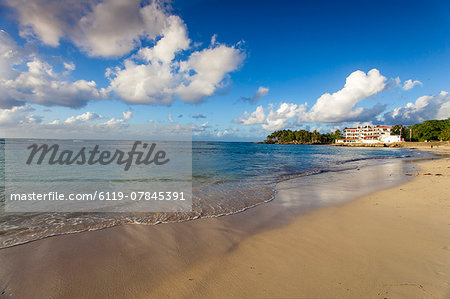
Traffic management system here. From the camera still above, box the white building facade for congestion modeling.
[336,125,403,144]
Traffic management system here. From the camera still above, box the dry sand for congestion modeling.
[0,149,449,298]
[182,157,450,298]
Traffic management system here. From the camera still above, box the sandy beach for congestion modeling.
[0,147,449,298]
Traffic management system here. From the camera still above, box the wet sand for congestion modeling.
[0,150,449,298]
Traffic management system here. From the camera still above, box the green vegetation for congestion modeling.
[392,118,450,141]
[439,126,450,141]
[264,118,450,144]
[264,129,341,144]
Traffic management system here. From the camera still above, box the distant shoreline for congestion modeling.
[256,140,450,149]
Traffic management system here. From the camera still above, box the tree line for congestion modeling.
[391,118,450,142]
[264,129,342,144]
[264,118,450,144]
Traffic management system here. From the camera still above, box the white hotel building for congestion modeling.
[336,125,403,144]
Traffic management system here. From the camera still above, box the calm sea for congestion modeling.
[0,140,426,248]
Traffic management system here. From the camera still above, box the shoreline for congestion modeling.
[0,148,449,297]
[0,144,420,250]
[332,141,450,149]
[257,140,450,149]
[0,149,420,250]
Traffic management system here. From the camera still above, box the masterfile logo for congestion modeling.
[26,141,170,171]
[4,124,193,213]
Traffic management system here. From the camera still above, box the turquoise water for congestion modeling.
[0,140,427,248]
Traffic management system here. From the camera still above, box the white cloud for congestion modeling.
[107,41,244,105]
[63,62,75,71]
[4,0,69,47]
[4,0,169,58]
[101,6,245,105]
[137,15,190,64]
[257,86,269,96]
[175,45,245,102]
[0,105,41,125]
[262,103,306,131]
[5,58,102,107]
[77,0,169,57]
[239,105,266,125]
[104,15,192,105]
[4,0,243,71]
[106,58,176,105]
[383,91,450,125]
[239,69,387,131]
[168,113,173,122]
[437,101,450,120]
[241,86,269,104]
[122,110,132,120]
[0,30,27,79]
[64,111,103,124]
[0,30,32,108]
[3,1,245,107]
[238,103,306,131]
[402,79,422,90]
[306,69,387,122]
[103,117,124,126]
[0,31,103,108]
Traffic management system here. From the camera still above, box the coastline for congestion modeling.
[259,140,450,149]
[332,141,450,149]
[0,148,449,298]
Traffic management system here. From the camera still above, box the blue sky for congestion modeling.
[0,0,449,141]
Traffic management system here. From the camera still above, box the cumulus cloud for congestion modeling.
[238,103,306,131]
[402,79,423,91]
[306,69,387,122]
[4,0,169,58]
[238,105,266,125]
[137,15,190,64]
[241,86,269,104]
[64,111,103,124]
[107,39,244,105]
[103,117,124,126]
[262,103,306,131]
[383,91,450,125]
[0,30,28,79]
[0,105,41,125]
[3,1,245,107]
[175,45,245,102]
[102,9,245,105]
[239,69,388,131]
[437,101,450,120]
[0,30,102,108]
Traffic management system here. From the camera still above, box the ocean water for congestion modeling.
[0,140,427,248]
